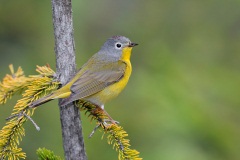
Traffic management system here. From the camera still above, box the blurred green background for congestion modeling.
[1,0,240,160]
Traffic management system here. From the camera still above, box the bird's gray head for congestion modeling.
[98,35,138,60]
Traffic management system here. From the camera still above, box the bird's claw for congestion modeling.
[88,119,119,138]
[101,119,119,126]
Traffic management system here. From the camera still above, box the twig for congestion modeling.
[6,111,40,131]
[88,124,101,138]
[5,112,22,121]
[23,112,40,131]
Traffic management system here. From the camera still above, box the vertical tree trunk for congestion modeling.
[51,0,87,159]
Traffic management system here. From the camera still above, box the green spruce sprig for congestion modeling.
[0,65,59,160]
[36,148,62,160]
[79,101,142,160]
[0,65,142,160]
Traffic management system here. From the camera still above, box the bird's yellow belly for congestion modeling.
[85,60,132,106]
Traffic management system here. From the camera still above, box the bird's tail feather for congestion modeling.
[29,93,54,108]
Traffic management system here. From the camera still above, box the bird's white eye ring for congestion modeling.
[115,42,122,49]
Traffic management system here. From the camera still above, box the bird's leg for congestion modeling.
[88,107,119,138]
[94,105,119,125]
[101,109,119,125]
[82,101,119,137]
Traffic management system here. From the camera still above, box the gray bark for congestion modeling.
[51,0,87,159]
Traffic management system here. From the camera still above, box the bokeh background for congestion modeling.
[1,0,240,160]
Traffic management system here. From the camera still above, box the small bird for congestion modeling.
[29,36,138,119]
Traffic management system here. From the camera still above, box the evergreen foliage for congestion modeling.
[0,65,141,160]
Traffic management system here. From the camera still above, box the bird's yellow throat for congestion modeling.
[121,47,133,62]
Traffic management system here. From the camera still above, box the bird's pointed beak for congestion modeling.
[128,42,138,47]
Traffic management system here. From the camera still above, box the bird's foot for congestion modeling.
[88,119,119,138]
[101,119,119,125]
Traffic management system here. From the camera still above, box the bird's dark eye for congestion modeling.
[116,43,122,48]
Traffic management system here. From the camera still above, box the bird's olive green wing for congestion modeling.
[60,61,126,105]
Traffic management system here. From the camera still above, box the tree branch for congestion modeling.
[51,0,87,159]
